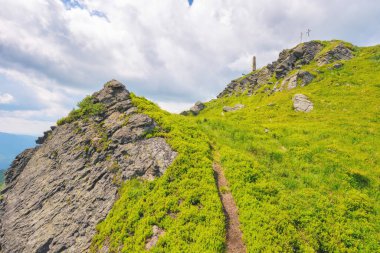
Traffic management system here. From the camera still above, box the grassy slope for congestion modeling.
[91,95,225,252]
[196,42,380,252]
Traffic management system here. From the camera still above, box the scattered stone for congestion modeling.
[293,94,314,112]
[223,104,245,112]
[333,63,343,69]
[145,225,165,250]
[264,128,270,133]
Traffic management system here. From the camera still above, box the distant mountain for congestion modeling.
[0,132,36,183]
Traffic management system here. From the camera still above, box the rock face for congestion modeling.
[217,41,355,98]
[223,104,245,112]
[317,43,353,66]
[276,70,315,91]
[0,80,177,253]
[293,94,314,112]
[217,41,324,98]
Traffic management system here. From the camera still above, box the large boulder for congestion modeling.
[293,94,313,112]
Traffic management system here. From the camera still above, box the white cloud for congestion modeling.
[0,117,52,136]
[0,93,14,104]
[0,0,380,133]
[156,101,194,114]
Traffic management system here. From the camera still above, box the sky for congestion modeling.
[0,0,380,136]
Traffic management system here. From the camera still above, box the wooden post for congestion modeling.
[252,56,256,71]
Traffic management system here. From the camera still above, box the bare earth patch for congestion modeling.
[213,162,247,253]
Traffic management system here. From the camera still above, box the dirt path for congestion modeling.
[213,162,247,253]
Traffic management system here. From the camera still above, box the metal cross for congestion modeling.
[306,29,311,37]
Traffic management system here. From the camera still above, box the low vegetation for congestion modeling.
[196,42,380,252]
[90,94,225,252]
[57,96,105,125]
[81,41,379,252]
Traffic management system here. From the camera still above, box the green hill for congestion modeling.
[89,40,379,252]
[196,41,380,252]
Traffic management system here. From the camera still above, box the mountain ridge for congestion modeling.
[0,40,379,252]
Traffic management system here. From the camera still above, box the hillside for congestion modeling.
[196,40,380,252]
[0,40,379,252]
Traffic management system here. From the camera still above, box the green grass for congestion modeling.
[57,95,105,125]
[88,41,379,252]
[90,94,225,252]
[196,43,380,252]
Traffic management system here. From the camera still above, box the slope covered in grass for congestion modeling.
[91,94,225,252]
[196,42,380,252]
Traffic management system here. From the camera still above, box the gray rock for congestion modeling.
[278,70,315,91]
[181,101,205,116]
[217,41,323,98]
[223,104,245,112]
[293,94,314,112]
[317,43,353,66]
[0,80,177,253]
[190,101,205,115]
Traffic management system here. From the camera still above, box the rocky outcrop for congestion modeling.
[0,80,177,253]
[190,101,205,115]
[181,101,205,116]
[275,70,315,91]
[272,41,323,79]
[223,104,245,112]
[317,43,353,66]
[217,41,324,98]
[293,94,313,112]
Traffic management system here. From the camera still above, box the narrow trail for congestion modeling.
[213,162,247,253]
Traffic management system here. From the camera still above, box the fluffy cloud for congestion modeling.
[0,0,380,135]
[0,93,14,104]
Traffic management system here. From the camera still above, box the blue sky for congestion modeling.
[1,0,380,136]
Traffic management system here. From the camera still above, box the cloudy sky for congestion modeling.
[0,0,380,136]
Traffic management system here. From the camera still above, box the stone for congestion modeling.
[0,80,177,253]
[181,101,205,116]
[278,71,315,91]
[333,63,343,69]
[293,94,314,112]
[189,101,205,115]
[223,104,245,112]
[145,225,165,250]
